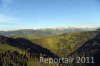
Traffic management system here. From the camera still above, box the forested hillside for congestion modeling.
[66,29,100,66]
[0,36,58,66]
[0,29,99,66]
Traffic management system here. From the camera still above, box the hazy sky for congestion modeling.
[0,0,100,30]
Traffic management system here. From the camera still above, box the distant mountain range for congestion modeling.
[0,27,97,37]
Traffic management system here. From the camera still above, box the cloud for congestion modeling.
[0,14,17,23]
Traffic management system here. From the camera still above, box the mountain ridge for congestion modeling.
[0,27,97,37]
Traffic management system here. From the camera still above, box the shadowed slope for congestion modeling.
[69,32,100,66]
[0,35,58,58]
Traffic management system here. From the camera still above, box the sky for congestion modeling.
[0,0,100,30]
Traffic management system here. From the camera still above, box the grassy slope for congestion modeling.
[0,44,24,53]
[29,31,97,57]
